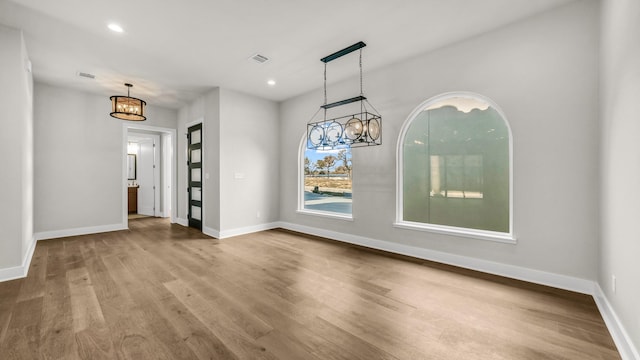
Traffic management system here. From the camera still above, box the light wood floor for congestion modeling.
[0,218,620,359]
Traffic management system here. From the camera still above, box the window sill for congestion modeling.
[393,221,516,244]
[297,209,354,221]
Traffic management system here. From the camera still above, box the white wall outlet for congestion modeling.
[256,211,261,218]
[612,275,616,293]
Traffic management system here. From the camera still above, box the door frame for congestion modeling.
[122,123,177,227]
[185,119,204,229]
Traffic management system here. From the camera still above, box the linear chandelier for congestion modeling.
[110,83,146,121]
[307,41,382,150]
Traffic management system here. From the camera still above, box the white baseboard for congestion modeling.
[277,221,595,294]
[593,285,640,360]
[0,235,37,282]
[219,222,280,239]
[183,221,279,240]
[203,225,220,239]
[174,219,220,238]
[0,263,27,282]
[35,223,127,241]
[137,207,154,217]
[22,235,37,277]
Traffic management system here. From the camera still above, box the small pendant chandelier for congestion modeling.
[110,83,146,121]
[307,41,382,150]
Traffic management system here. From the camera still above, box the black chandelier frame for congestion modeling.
[307,41,382,150]
[110,83,147,121]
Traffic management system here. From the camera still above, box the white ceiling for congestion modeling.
[0,0,573,109]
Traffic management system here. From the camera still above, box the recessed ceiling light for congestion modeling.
[267,79,276,86]
[108,23,124,33]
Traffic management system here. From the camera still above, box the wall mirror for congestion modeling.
[127,154,137,180]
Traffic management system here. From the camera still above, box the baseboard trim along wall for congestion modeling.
[202,225,220,239]
[218,222,280,239]
[593,285,640,360]
[0,236,37,282]
[0,264,27,283]
[34,223,128,241]
[277,222,594,294]
[197,222,280,240]
[175,217,188,227]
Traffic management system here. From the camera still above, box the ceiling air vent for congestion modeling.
[249,53,269,64]
[77,71,95,79]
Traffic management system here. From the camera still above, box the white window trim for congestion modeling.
[298,133,354,220]
[393,221,515,243]
[296,209,354,221]
[395,91,515,243]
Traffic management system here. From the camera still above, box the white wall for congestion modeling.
[34,83,177,234]
[177,88,280,236]
[0,24,33,274]
[280,1,600,279]
[219,88,280,233]
[177,88,220,231]
[600,0,640,356]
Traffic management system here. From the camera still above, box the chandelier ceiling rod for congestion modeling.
[320,41,366,63]
[321,96,367,109]
[320,41,367,110]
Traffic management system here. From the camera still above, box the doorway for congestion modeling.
[123,124,176,227]
[128,134,160,217]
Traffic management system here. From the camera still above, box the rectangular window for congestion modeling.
[302,147,352,216]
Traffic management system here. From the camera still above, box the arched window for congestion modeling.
[298,135,353,219]
[396,92,513,242]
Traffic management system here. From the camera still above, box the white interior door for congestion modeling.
[137,135,160,216]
